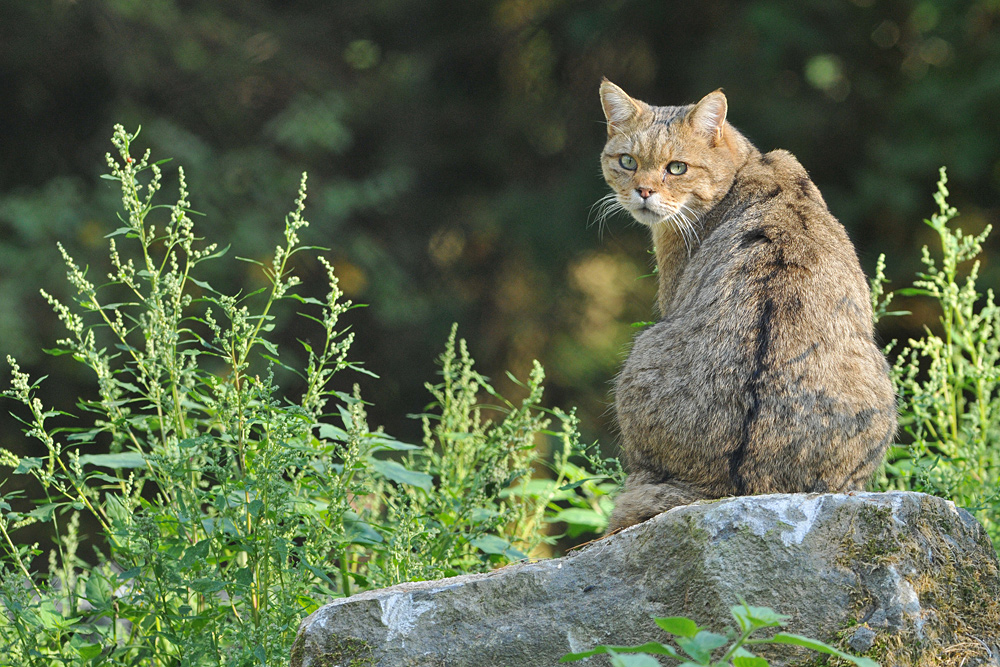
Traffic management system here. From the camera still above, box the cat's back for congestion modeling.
[672,148,874,341]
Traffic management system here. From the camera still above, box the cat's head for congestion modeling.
[598,80,745,236]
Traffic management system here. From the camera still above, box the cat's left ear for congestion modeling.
[687,90,728,145]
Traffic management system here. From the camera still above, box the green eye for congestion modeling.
[619,154,637,170]
[667,161,687,175]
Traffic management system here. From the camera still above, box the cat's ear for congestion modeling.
[600,79,643,136]
[687,90,728,145]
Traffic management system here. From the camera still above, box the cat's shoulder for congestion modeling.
[741,149,827,209]
[721,147,859,275]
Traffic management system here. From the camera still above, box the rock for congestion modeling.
[847,625,876,653]
[291,492,1000,667]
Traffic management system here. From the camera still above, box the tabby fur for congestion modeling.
[598,80,897,532]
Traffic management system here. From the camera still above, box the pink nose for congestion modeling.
[637,188,654,199]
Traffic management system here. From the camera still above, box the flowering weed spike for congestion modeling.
[875,166,1000,550]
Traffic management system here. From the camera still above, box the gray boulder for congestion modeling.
[291,492,1000,666]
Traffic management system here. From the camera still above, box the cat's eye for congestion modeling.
[619,154,638,170]
[667,161,687,175]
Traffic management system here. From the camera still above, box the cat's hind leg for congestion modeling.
[606,472,707,533]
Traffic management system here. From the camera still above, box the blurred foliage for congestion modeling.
[2,0,999,459]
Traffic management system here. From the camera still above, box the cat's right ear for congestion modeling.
[600,79,642,136]
[687,90,728,145]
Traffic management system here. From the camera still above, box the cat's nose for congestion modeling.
[637,187,654,200]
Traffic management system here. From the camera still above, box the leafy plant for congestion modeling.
[357,325,618,585]
[561,603,878,667]
[0,127,613,665]
[871,167,1000,549]
[0,124,380,665]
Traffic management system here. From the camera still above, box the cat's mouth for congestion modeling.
[628,204,669,226]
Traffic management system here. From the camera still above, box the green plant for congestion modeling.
[0,125,380,665]
[0,127,612,665]
[871,167,1000,549]
[561,603,878,667]
[357,325,618,585]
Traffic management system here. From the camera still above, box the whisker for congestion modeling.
[589,192,629,240]
[588,194,614,219]
[679,203,703,240]
[668,204,705,257]
[664,211,692,256]
[663,204,700,257]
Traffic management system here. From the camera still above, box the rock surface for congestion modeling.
[291,492,1000,666]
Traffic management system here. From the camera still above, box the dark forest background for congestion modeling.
[2,0,999,457]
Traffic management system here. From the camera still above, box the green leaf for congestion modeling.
[768,633,880,667]
[558,477,606,491]
[258,338,280,356]
[178,434,214,449]
[346,362,379,378]
[85,571,113,607]
[469,507,500,522]
[188,277,218,292]
[318,423,349,441]
[79,452,147,469]
[468,534,527,560]
[70,634,103,660]
[65,428,106,444]
[290,294,326,306]
[733,657,769,667]
[302,557,339,587]
[730,603,788,632]
[103,226,135,238]
[370,458,433,490]
[26,503,58,522]
[41,347,75,356]
[547,507,607,528]
[894,287,931,296]
[654,616,701,638]
[675,630,729,663]
[236,255,265,267]
[561,642,682,662]
[248,498,264,517]
[337,404,355,429]
[202,243,231,261]
[13,457,42,474]
[235,567,253,587]
[181,539,211,567]
[367,435,421,451]
[190,578,227,594]
[607,650,662,667]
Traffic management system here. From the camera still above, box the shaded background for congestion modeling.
[2,0,999,456]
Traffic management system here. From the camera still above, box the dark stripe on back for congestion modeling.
[740,228,772,248]
[731,297,775,493]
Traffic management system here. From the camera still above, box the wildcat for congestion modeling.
[598,80,897,532]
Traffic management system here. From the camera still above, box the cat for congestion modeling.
[598,79,897,533]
